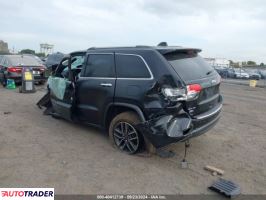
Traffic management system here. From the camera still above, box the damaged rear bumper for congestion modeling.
[136,103,222,148]
[181,104,222,141]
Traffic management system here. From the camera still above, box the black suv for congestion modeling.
[38,45,223,154]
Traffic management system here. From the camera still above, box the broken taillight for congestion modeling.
[162,88,187,101]
[7,67,22,73]
[162,84,202,101]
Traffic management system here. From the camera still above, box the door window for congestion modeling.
[61,55,85,78]
[54,58,69,78]
[115,54,151,78]
[71,55,85,69]
[84,54,115,78]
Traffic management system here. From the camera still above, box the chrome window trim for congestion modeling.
[78,76,116,80]
[80,53,154,80]
[115,53,154,80]
[85,53,114,55]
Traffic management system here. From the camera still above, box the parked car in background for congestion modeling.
[256,69,266,79]
[226,68,249,79]
[44,52,65,69]
[0,55,3,65]
[214,67,229,78]
[234,68,250,79]
[24,54,45,65]
[226,68,236,78]
[0,54,47,86]
[245,68,261,80]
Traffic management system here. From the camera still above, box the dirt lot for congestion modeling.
[0,83,265,194]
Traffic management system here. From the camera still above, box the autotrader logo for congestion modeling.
[0,188,54,200]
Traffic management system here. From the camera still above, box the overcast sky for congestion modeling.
[0,0,265,63]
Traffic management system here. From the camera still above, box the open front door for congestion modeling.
[49,77,74,120]
[49,56,74,121]
[49,53,85,121]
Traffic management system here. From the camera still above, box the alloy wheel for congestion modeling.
[113,122,139,154]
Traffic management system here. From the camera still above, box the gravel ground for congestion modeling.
[0,83,265,194]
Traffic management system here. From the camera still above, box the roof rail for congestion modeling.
[135,45,151,48]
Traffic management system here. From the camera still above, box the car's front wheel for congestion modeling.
[109,112,143,154]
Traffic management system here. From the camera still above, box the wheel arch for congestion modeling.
[104,103,146,129]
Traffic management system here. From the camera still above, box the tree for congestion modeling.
[35,52,45,57]
[247,61,256,66]
[260,63,264,66]
[233,62,240,68]
[19,49,35,54]
[0,51,11,55]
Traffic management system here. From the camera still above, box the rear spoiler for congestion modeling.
[157,48,202,55]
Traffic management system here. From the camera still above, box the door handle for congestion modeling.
[100,83,112,87]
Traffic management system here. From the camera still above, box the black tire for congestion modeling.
[109,112,144,154]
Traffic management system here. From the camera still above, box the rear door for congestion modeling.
[114,53,154,111]
[76,53,116,125]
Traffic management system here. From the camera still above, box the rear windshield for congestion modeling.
[8,55,41,66]
[164,52,214,81]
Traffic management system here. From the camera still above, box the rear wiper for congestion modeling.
[206,70,214,75]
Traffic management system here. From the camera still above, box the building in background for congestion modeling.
[204,57,230,68]
[0,40,9,53]
[40,43,54,56]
